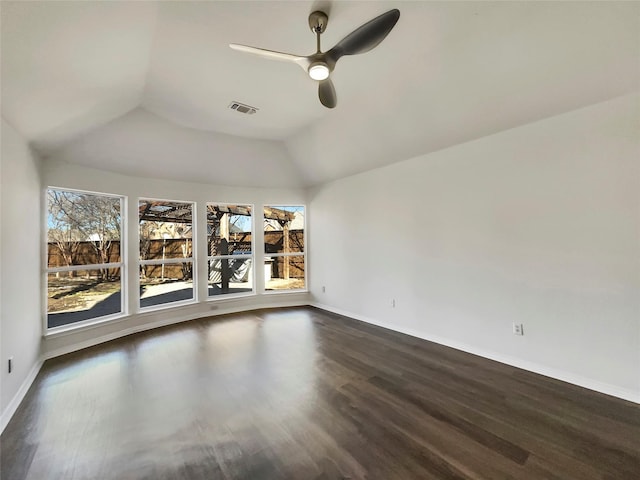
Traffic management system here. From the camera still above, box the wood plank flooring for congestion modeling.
[2,307,639,479]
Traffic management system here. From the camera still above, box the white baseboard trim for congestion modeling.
[311,302,640,404]
[3,300,308,433]
[4,301,635,435]
[44,299,308,360]
[1,359,44,434]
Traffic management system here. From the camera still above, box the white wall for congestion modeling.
[41,161,309,358]
[309,93,640,402]
[2,90,638,429]
[45,108,303,188]
[1,118,43,424]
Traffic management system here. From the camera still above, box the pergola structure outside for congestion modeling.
[138,201,298,291]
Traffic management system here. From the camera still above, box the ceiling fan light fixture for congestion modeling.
[308,62,330,81]
[230,9,400,108]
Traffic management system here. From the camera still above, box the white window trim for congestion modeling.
[263,204,308,294]
[207,254,252,261]
[44,187,127,332]
[45,311,128,337]
[206,202,256,299]
[137,197,197,312]
[138,296,197,313]
[47,261,123,273]
[139,257,194,266]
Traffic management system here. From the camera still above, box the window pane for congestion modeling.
[139,200,195,308]
[207,204,254,298]
[47,268,122,328]
[264,206,304,254]
[139,200,193,260]
[208,258,253,296]
[265,255,305,291]
[207,204,252,256]
[140,262,194,308]
[47,189,121,267]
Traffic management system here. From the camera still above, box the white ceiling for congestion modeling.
[2,1,638,187]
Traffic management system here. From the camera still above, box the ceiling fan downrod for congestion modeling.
[307,11,331,80]
[309,11,328,53]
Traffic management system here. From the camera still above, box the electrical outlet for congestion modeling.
[8,357,13,374]
[513,323,524,336]
[322,286,325,293]
[391,299,396,308]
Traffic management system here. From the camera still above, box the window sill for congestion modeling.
[263,289,309,295]
[44,312,129,338]
[207,291,257,302]
[138,298,198,315]
[43,292,309,340]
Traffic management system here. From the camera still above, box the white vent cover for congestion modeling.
[229,101,258,115]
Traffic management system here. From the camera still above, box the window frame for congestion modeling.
[263,204,307,294]
[44,187,127,334]
[138,197,197,312]
[206,202,256,300]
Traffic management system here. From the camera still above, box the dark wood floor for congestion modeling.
[2,307,639,479]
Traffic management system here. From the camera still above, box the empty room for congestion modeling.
[1,1,639,479]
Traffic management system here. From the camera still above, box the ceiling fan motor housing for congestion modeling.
[309,11,328,33]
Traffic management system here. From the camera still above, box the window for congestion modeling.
[207,204,254,297]
[46,188,124,329]
[139,199,195,308]
[264,206,305,291]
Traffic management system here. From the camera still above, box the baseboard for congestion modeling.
[44,299,308,360]
[311,302,640,404]
[3,300,308,433]
[1,359,44,434]
[6,301,635,436]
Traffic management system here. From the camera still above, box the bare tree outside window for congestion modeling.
[48,190,82,277]
[47,189,121,279]
[46,188,124,329]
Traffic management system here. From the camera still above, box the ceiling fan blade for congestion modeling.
[318,78,337,108]
[327,9,400,62]
[229,44,309,69]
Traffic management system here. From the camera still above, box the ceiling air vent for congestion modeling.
[229,101,258,115]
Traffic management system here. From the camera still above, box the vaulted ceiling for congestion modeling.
[2,1,638,187]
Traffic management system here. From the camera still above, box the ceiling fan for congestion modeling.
[229,9,400,109]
